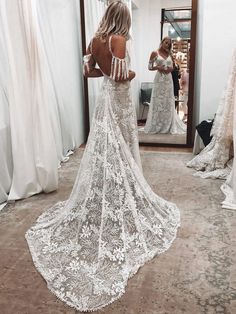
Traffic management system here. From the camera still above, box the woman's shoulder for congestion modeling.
[110,34,127,44]
[150,50,158,59]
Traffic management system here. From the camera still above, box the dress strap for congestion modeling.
[108,35,113,55]
[109,35,129,80]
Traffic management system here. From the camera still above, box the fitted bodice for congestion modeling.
[155,54,173,69]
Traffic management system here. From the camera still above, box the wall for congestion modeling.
[196,0,236,122]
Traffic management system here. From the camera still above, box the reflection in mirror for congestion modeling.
[132,1,193,145]
[83,0,195,146]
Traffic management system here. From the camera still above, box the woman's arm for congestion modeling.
[83,42,103,78]
[148,51,158,71]
[148,51,168,73]
[84,68,103,77]
[111,35,135,82]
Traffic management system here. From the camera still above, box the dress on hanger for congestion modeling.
[25,36,180,312]
[144,54,186,134]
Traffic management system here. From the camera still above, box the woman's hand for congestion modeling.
[128,70,136,81]
[157,65,166,73]
[159,66,173,74]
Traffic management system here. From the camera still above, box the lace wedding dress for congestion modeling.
[25,36,180,312]
[187,49,236,209]
[144,54,186,134]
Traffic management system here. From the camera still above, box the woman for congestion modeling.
[180,68,189,121]
[25,2,180,311]
[171,56,181,100]
[144,37,186,134]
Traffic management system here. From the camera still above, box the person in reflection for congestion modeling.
[144,37,186,134]
[25,2,180,312]
[171,56,181,102]
[180,68,189,122]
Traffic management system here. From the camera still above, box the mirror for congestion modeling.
[133,1,195,146]
[81,0,197,147]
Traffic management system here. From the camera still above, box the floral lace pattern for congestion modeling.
[144,55,186,134]
[25,47,180,312]
[187,50,236,180]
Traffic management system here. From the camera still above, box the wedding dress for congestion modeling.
[25,36,180,312]
[187,49,236,209]
[144,54,186,134]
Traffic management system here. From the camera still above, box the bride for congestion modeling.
[144,37,186,134]
[25,1,180,311]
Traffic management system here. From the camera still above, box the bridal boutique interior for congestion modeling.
[0,0,236,313]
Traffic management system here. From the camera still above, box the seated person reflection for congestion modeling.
[144,37,186,134]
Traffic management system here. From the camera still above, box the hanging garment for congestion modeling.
[196,119,213,146]
[144,54,186,134]
[187,49,236,209]
[25,36,180,312]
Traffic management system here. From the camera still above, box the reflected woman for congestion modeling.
[144,37,186,134]
[25,3,180,312]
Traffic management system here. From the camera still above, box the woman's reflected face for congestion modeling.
[162,39,171,50]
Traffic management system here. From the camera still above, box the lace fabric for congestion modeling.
[25,40,180,312]
[187,49,236,209]
[83,54,92,75]
[109,35,130,81]
[144,55,186,134]
[187,50,236,179]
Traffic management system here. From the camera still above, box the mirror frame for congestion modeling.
[80,0,198,148]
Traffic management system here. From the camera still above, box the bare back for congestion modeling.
[85,35,128,80]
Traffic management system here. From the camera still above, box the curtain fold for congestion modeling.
[0,0,85,204]
[84,0,106,122]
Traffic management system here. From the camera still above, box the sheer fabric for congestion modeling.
[84,0,106,122]
[0,0,85,204]
[144,54,186,134]
[26,39,180,311]
[187,49,236,209]
[0,11,12,203]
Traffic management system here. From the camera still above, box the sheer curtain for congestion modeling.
[84,0,106,122]
[0,16,12,203]
[0,0,85,204]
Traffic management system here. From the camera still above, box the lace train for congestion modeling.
[26,77,180,311]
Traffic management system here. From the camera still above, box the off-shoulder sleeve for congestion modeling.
[83,39,95,75]
[110,55,129,80]
[109,36,129,81]
[83,54,92,75]
[148,56,157,70]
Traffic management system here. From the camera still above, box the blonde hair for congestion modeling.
[95,1,131,41]
[160,37,172,53]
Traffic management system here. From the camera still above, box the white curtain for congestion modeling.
[0,17,12,203]
[84,0,106,122]
[0,0,85,204]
